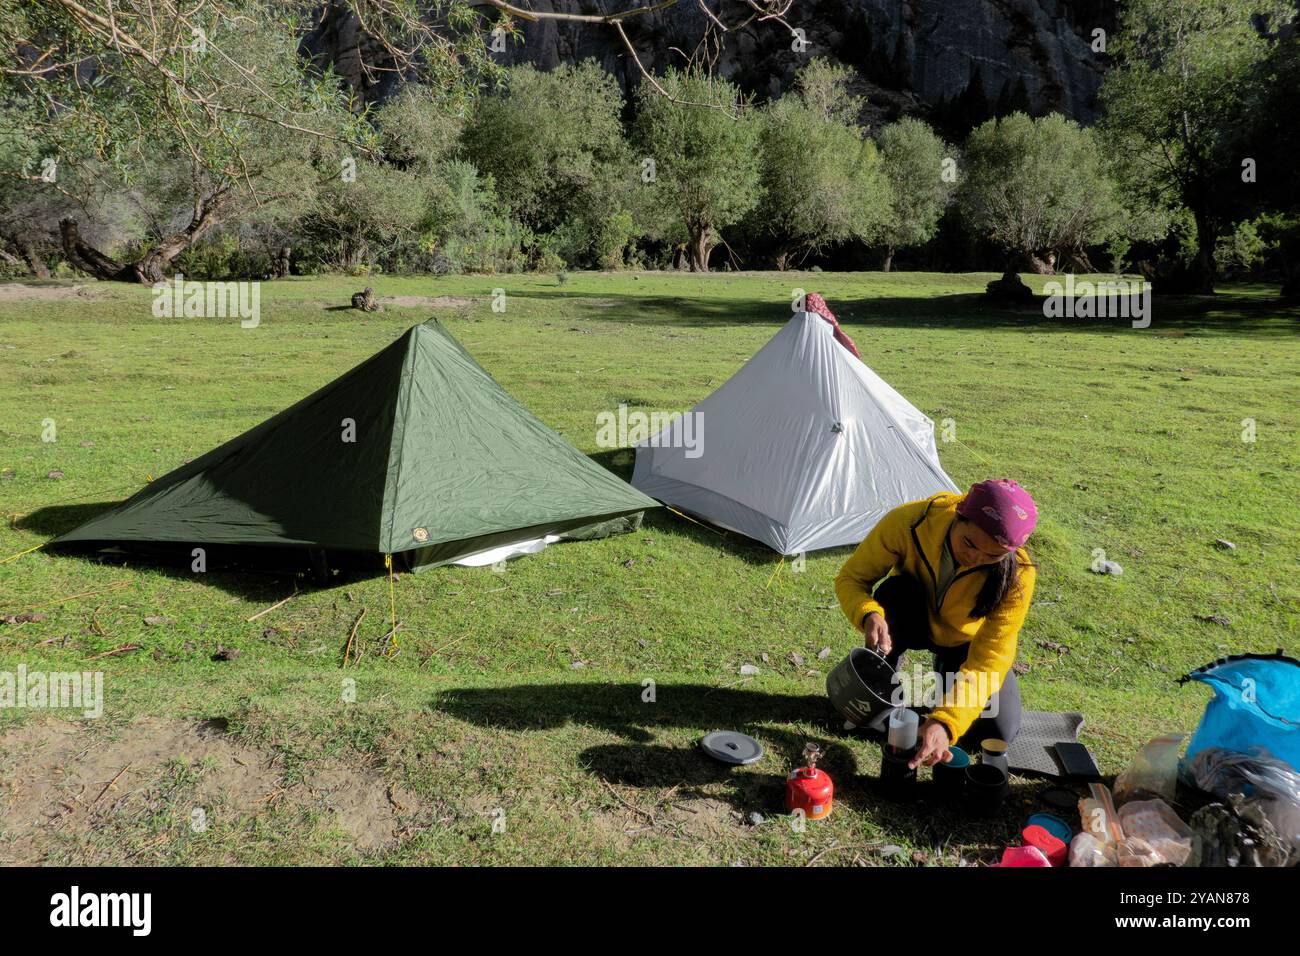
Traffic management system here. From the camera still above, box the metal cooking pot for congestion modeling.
[826,647,901,731]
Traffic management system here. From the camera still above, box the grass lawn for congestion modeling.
[0,270,1296,865]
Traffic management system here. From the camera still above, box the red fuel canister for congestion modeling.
[786,743,833,820]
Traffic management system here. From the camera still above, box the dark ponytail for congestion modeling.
[972,551,1026,619]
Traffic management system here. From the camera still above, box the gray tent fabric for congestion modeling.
[632,311,958,554]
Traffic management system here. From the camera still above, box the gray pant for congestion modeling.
[873,572,1023,750]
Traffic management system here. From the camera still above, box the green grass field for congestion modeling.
[0,271,1296,865]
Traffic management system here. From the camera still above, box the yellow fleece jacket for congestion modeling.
[833,492,1036,743]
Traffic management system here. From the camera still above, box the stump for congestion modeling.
[351,287,379,312]
[985,270,1035,303]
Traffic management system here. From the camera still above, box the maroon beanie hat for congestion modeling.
[955,479,1038,550]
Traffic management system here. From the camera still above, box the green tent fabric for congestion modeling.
[50,320,656,571]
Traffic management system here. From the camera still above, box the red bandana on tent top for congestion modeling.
[804,293,861,358]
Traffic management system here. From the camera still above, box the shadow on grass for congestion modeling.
[436,680,1066,850]
[515,288,1300,338]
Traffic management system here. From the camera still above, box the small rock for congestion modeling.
[787,651,805,667]
[1214,539,1236,550]
[46,470,64,479]
[211,646,241,661]
[747,812,765,826]
[569,660,586,670]
[816,646,832,660]
[877,844,907,859]
[759,652,770,664]
[739,663,760,676]
[1012,662,1031,676]
[1090,561,1123,576]
[1195,613,1231,627]
[142,615,170,626]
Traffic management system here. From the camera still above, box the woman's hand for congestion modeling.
[862,611,892,657]
[908,718,953,769]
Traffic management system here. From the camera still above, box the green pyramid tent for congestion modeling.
[50,320,656,572]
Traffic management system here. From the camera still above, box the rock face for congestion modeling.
[306,0,1112,126]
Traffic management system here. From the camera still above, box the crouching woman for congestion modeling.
[834,479,1038,770]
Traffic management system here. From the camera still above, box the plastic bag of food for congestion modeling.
[1114,733,1185,805]
[1068,831,1117,867]
[1116,835,1164,867]
[1118,798,1193,865]
[1078,782,1125,844]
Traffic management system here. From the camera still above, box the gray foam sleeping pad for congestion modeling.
[1007,711,1085,777]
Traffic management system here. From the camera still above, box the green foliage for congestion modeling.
[756,60,892,264]
[1215,217,1270,274]
[634,69,762,269]
[460,62,635,268]
[877,116,956,255]
[1098,0,1293,285]
[376,85,467,175]
[431,160,524,274]
[959,112,1120,262]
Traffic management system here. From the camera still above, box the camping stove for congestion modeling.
[785,742,834,820]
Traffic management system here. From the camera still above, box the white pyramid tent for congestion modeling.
[632,311,958,554]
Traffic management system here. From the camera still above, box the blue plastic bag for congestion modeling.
[1181,653,1300,772]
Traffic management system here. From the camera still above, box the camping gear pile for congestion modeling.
[1062,652,1300,867]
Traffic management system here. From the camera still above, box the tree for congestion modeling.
[755,60,892,269]
[460,62,636,268]
[876,117,955,271]
[634,69,761,272]
[0,2,415,282]
[1098,0,1292,292]
[958,112,1119,273]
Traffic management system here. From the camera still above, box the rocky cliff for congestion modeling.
[305,0,1115,130]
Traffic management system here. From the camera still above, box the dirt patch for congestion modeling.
[0,283,105,302]
[0,717,421,863]
[380,295,475,309]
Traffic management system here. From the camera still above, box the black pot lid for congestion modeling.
[700,731,765,765]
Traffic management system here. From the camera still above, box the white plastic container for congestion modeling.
[887,708,919,752]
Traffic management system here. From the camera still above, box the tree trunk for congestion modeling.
[60,218,129,280]
[58,192,229,285]
[19,240,51,279]
[3,238,51,278]
[882,246,894,273]
[689,227,711,273]
[1189,208,1218,294]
